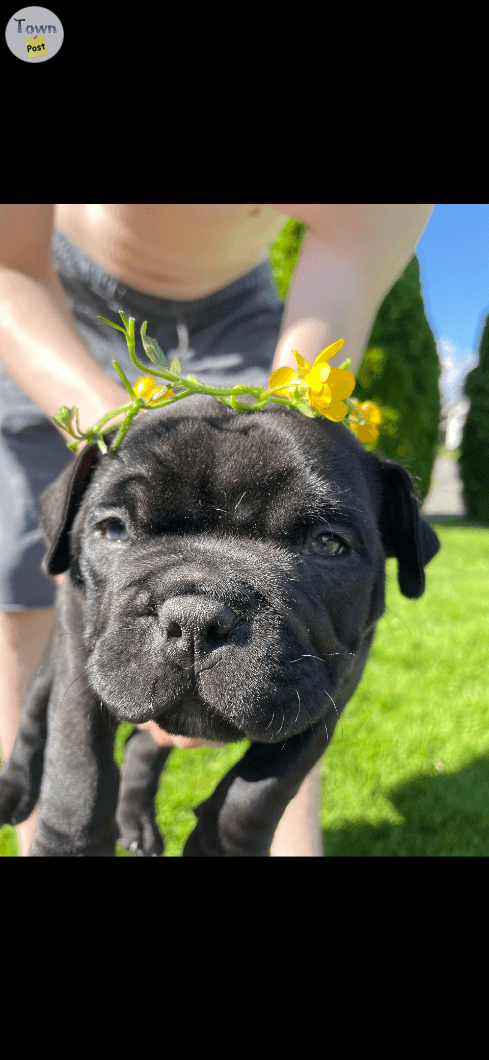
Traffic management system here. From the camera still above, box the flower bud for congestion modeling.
[133,377,157,400]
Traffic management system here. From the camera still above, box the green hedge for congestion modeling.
[269,223,441,504]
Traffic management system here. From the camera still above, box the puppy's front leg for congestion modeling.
[183,715,337,857]
[117,730,172,857]
[29,631,120,857]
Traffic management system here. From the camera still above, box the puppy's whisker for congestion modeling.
[295,691,301,725]
[72,683,96,704]
[54,661,91,678]
[289,655,325,664]
[322,689,338,714]
[288,652,355,665]
[59,671,90,710]
[264,711,275,732]
[322,691,344,736]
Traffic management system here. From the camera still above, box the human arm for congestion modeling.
[0,204,129,440]
[268,204,435,376]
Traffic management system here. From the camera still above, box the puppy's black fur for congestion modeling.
[0,396,440,856]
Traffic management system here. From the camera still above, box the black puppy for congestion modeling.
[0,396,440,856]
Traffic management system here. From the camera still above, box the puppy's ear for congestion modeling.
[373,457,441,599]
[37,444,100,576]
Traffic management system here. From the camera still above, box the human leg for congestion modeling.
[269,763,324,857]
[0,417,74,856]
[0,606,58,856]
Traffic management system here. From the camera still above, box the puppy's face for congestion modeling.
[40,397,440,745]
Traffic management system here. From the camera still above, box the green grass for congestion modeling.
[2,519,488,857]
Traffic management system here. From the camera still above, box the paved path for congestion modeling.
[421,457,466,517]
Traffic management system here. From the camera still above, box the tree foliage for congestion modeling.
[459,316,489,522]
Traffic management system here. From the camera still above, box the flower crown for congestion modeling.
[52,312,382,455]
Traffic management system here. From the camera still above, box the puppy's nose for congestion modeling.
[158,595,239,653]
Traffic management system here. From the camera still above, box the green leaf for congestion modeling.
[141,321,169,368]
[170,357,182,376]
[98,315,127,334]
[119,311,130,330]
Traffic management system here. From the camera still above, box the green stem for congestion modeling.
[88,401,135,435]
[145,390,194,410]
[108,407,141,454]
[112,359,138,401]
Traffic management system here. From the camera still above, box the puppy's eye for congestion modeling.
[103,519,129,542]
[311,532,348,556]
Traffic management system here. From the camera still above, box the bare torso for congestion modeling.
[54,204,291,299]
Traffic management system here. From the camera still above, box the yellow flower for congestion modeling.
[268,340,355,422]
[348,399,382,442]
[133,376,174,405]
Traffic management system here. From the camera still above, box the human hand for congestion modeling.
[136,720,226,749]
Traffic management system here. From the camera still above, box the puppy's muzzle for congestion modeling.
[158,595,241,672]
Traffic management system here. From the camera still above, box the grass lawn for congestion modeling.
[1,517,488,857]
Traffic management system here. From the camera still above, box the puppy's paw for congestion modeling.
[0,766,38,826]
[117,809,164,857]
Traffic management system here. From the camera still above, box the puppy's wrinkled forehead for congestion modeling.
[83,403,371,540]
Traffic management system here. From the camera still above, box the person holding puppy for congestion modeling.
[0,204,435,856]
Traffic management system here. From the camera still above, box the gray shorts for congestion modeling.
[0,228,285,611]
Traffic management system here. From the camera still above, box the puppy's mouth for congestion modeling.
[151,643,245,741]
[154,691,245,744]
